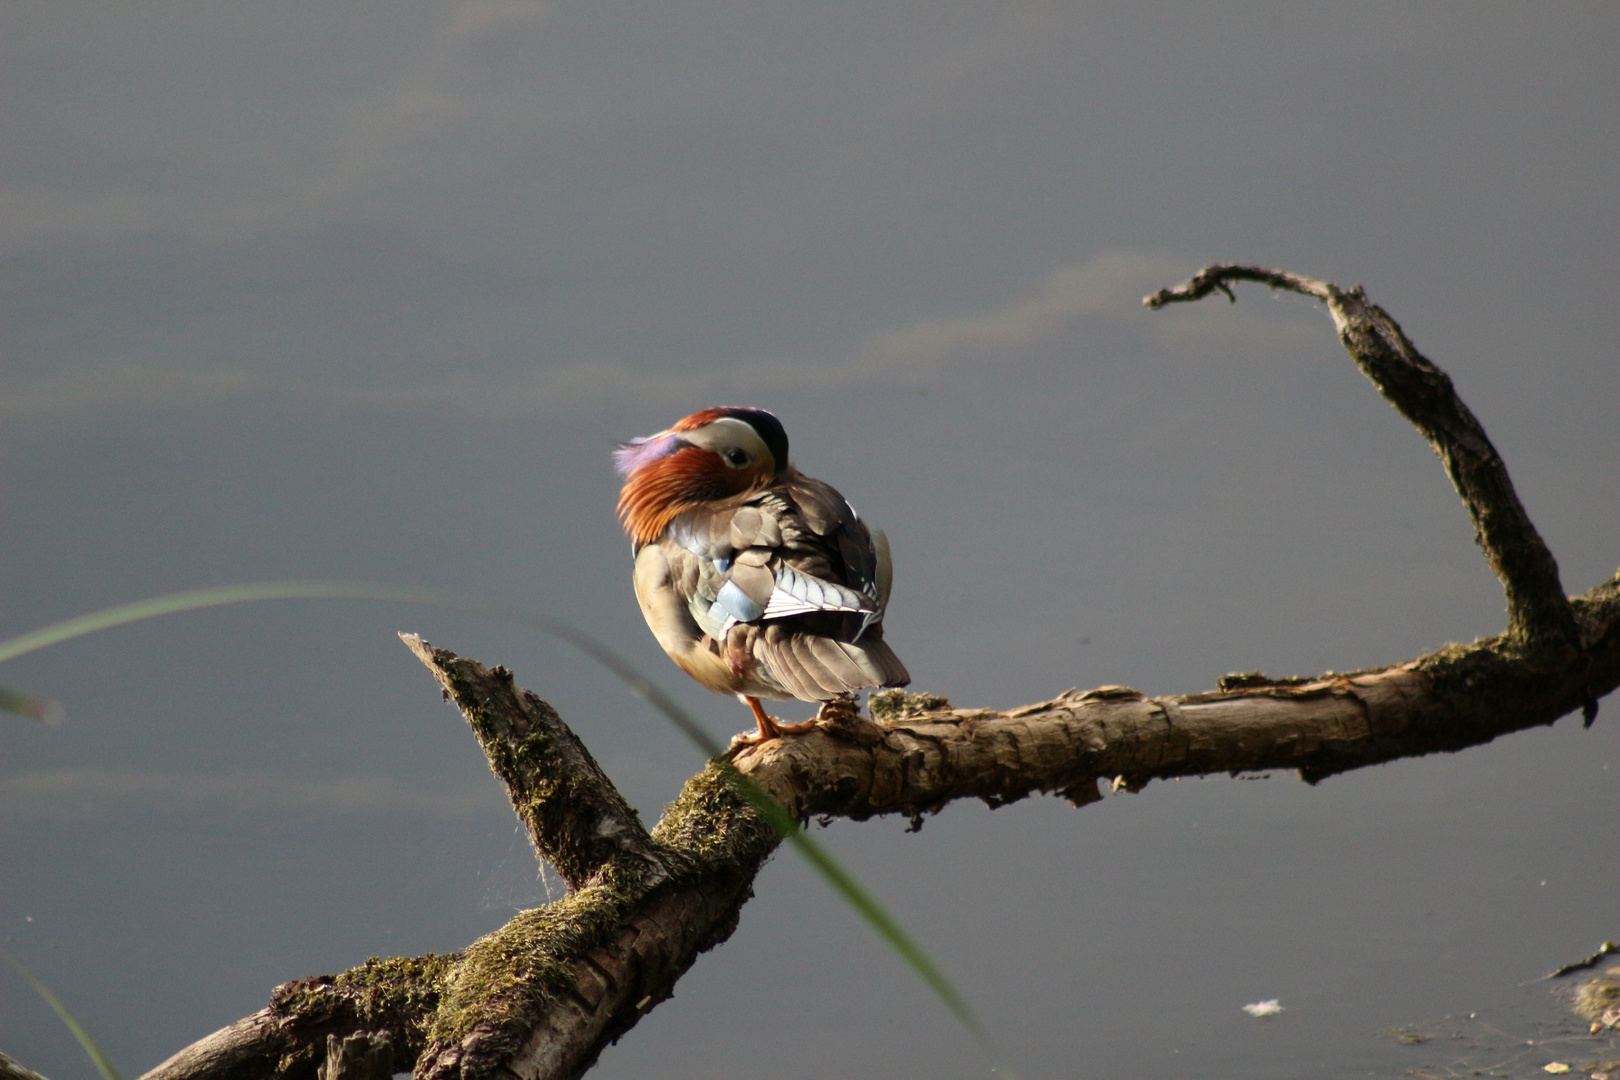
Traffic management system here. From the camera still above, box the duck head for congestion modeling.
[614,406,790,546]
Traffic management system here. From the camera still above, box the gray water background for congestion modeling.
[3,5,1617,1077]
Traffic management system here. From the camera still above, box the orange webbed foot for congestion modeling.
[731,695,787,747]
[731,695,828,747]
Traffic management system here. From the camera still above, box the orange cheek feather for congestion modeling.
[617,447,762,546]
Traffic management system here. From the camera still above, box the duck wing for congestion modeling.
[646,470,908,700]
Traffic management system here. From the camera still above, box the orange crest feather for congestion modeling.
[670,407,734,432]
[618,446,739,546]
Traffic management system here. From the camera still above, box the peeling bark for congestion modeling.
[139,266,1620,1080]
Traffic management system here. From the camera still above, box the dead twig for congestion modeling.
[1147,264,1581,668]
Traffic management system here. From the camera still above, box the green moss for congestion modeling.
[652,762,778,865]
[266,952,459,1076]
[343,954,455,1019]
[423,762,780,1064]
[354,657,800,1071]
[1215,671,1318,690]
[1413,634,1531,703]
[441,660,648,888]
[270,952,457,1026]
[869,689,951,723]
[1573,975,1620,1023]
[428,890,628,1052]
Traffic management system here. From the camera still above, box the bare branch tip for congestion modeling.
[399,633,455,670]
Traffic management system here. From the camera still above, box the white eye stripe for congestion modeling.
[683,417,773,469]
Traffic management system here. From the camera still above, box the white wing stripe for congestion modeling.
[760,565,877,619]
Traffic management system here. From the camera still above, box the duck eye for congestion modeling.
[723,448,749,468]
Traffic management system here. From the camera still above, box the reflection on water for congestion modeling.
[1386,969,1620,1080]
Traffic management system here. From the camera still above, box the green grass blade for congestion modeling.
[0,581,721,757]
[0,581,448,664]
[731,771,1002,1056]
[0,580,1012,1072]
[6,956,123,1080]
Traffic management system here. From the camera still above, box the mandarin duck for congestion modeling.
[615,406,909,743]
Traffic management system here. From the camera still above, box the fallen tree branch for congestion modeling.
[140,266,1618,1080]
[1,1052,53,1080]
[142,641,778,1080]
[397,635,667,893]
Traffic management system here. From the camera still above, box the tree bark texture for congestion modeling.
[134,266,1620,1080]
[1,1052,53,1080]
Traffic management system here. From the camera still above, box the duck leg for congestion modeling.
[736,695,832,744]
[740,695,785,743]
